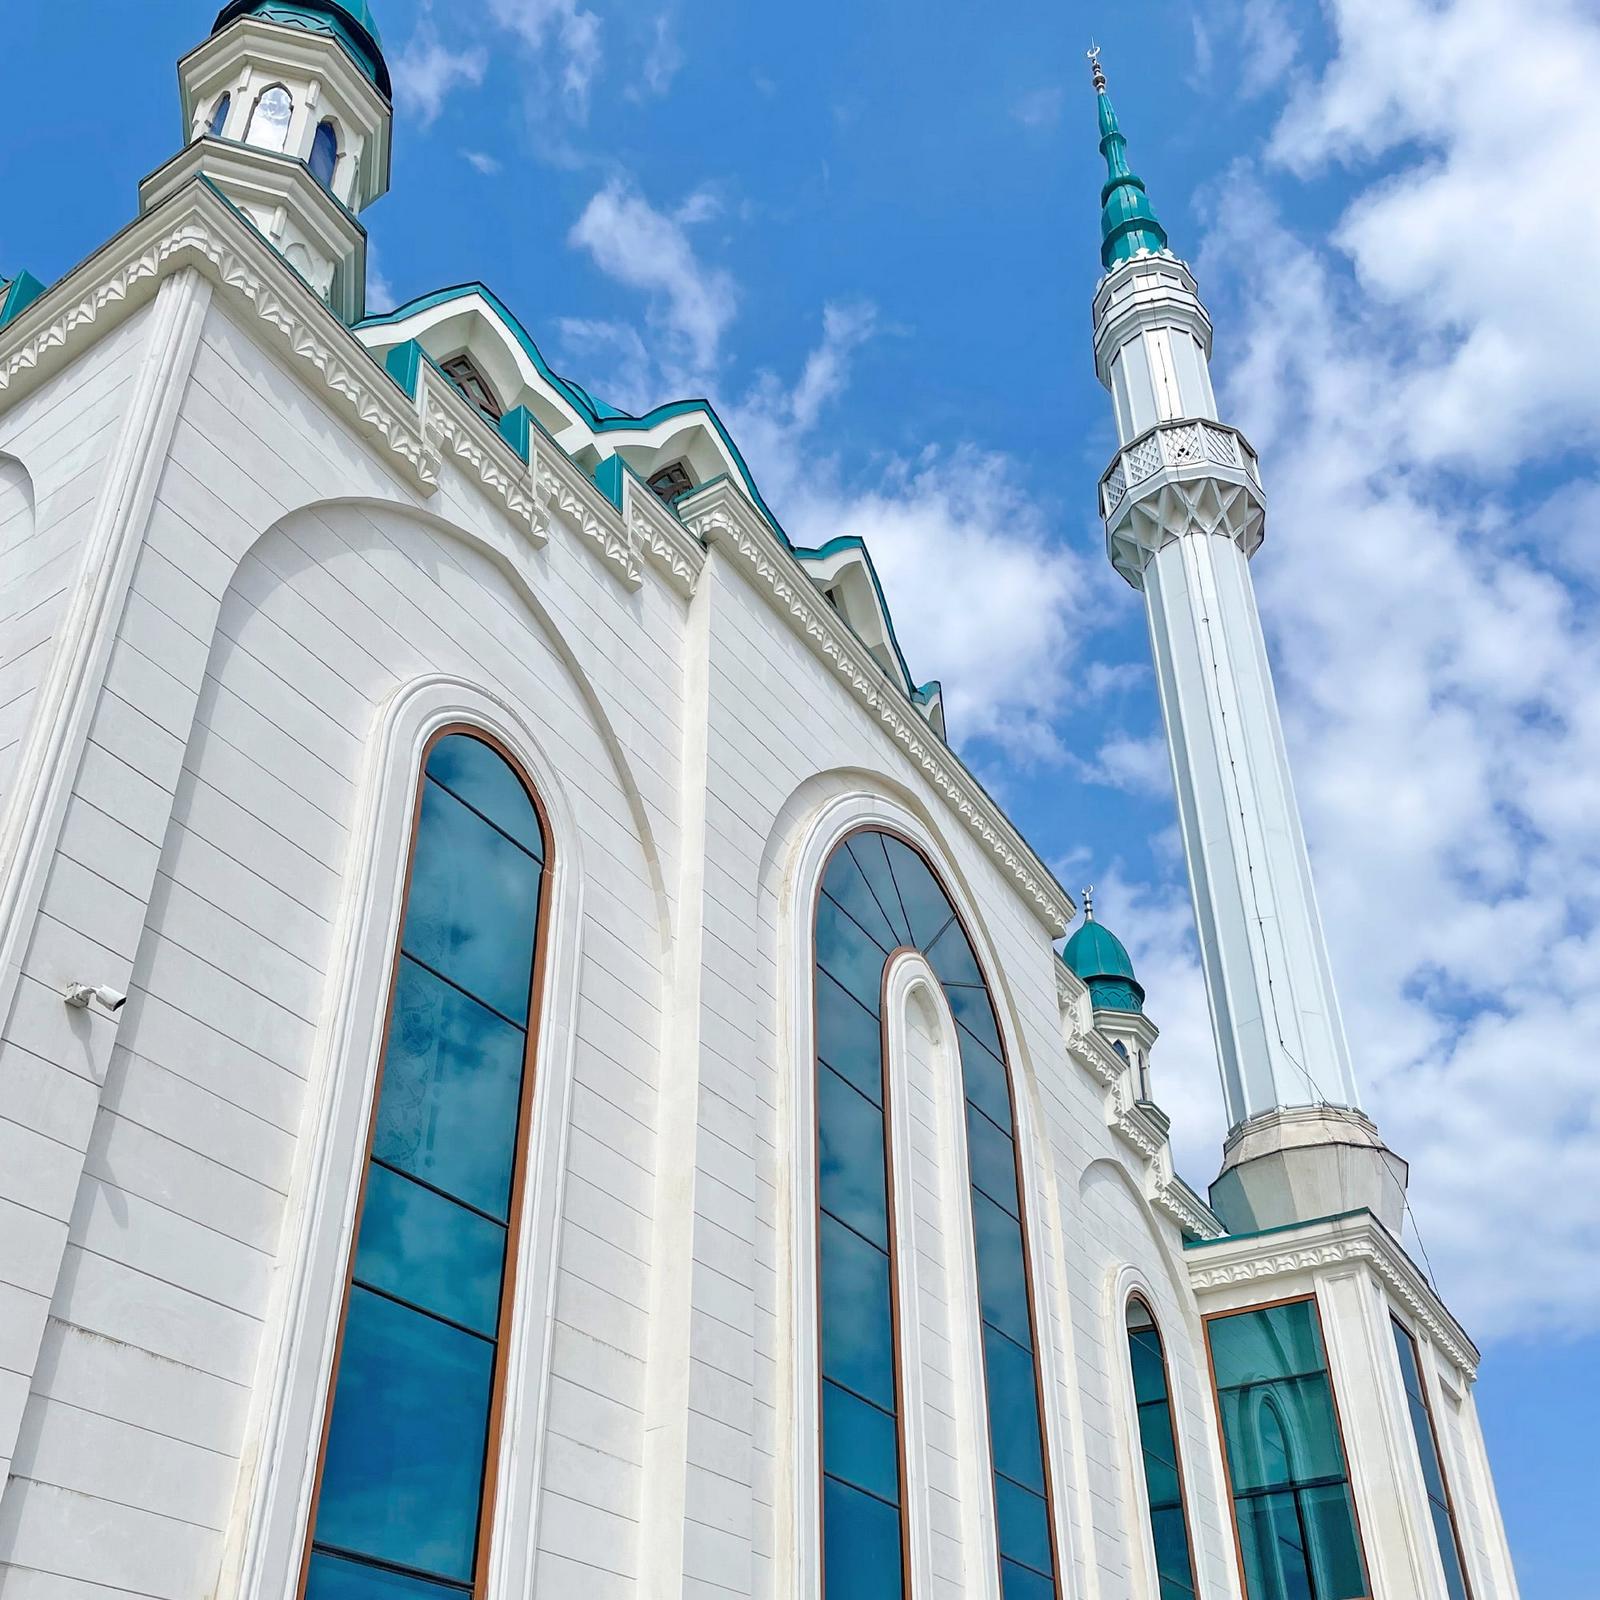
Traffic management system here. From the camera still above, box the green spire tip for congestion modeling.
[1087,46,1169,271]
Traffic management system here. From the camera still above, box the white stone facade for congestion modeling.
[0,14,1518,1600]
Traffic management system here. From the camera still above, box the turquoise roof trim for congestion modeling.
[0,271,48,331]
[792,534,917,697]
[213,1,390,97]
[1095,82,1168,269]
[358,281,793,542]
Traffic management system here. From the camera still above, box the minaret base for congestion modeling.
[1209,1106,1409,1236]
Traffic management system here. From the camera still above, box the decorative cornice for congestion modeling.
[624,474,704,598]
[1186,1212,1480,1379]
[681,480,1074,936]
[1152,1176,1224,1241]
[537,460,643,589]
[0,185,438,491]
[419,367,546,541]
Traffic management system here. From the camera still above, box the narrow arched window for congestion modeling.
[207,92,231,138]
[1126,1297,1198,1599]
[247,84,294,152]
[311,119,339,188]
[813,828,1060,1597]
[303,729,549,1600]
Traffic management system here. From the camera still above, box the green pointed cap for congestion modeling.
[213,1,390,97]
[1089,48,1168,271]
[1061,887,1146,1013]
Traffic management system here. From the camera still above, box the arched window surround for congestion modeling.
[779,791,1069,1600]
[296,722,554,1599]
[310,117,340,190]
[246,82,296,153]
[1121,1289,1201,1600]
[227,676,586,1600]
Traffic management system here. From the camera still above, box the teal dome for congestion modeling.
[1062,910,1145,1015]
[214,0,390,98]
[1090,60,1168,270]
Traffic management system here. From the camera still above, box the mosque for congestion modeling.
[0,5,1518,1599]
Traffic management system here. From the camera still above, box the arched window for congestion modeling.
[1207,1297,1369,1600]
[246,84,294,152]
[440,353,504,423]
[812,828,1059,1597]
[302,730,549,1600]
[1125,1297,1198,1600]
[310,118,339,188]
[207,92,231,138]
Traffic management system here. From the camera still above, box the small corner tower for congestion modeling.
[141,1,393,322]
[1062,888,1160,1106]
[1083,51,1408,1237]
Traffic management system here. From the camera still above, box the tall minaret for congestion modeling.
[1085,51,1408,1235]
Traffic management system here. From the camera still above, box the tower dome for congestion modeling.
[211,0,390,97]
[1061,891,1145,1014]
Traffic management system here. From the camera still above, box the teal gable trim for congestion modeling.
[357,282,792,543]
[912,678,942,706]
[592,454,625,510]
[497,405,533,464]
[0,271,48,330]
[792,533,917,695]
[384,338,423,398]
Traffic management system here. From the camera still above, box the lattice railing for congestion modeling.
[1099,419,1261,519]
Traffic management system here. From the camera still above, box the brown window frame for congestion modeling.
[810,825,1063,1598]
[440,352,505,423]
[1201,1290,1374,1600]
[1125,1292,1200,1599]
[296,723,554,1600]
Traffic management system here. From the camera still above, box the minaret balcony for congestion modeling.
[1098,417,1267,588]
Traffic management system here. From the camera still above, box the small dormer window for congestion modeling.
[207,93,230,138]
[440,353,503,422]
[647,460,694,505]
[247,85,293,153]
[310,119,339,188]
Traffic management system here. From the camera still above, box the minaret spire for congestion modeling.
[1088,46,1169,271]
[1084,52,1408,1236]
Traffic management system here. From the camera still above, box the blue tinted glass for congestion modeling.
[354,1164,505,1336]
[817,894,888,1015]
[1299,1482,1367,1599]
[207,93,230,137]
[972,1188,1033,1348]
[823,1477,903,1600]
[306,1550,468,1600]
[983,1326,1046,1493]
[403,780,541,1020]
[314,1288,493,1584]
[966,1103,1019,1217]
[425,735,542,859]
[1392,1320,1426,1403]
[822,846,901,953]
[881,834,954,948]
[958,1023,1012,1128]
[818,1066,889,1249]
[1431,1500,1471,1600]
[1001,1557,1057,1600]
[847,834,910,946]
[310,119,339,187]
[1409,1395,1448,1502]
[816,971,884,1104]
[1219,1375,1346,1491]
[946,983,1002,1056]
[1129,1324,1168,1404]
[1209,1300,1326,1388]
[926,917,984,986]
[994,1474,1053,1575]
[819,1215,896,1412]
[823,1379,900,1505]
[372,958,526,1218]
[1237,1491,1312,1600]
[1151,1506,1197,1596]
[1137,1399,1181,1507]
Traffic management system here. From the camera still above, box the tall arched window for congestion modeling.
[207,92,231,138]
[302,730,549,1600]
[311,118,339,188]
[812,828,1059,1598]
[247,84,294,152]
[1125,1297,1198,1600]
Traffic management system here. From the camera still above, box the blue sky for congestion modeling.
[4,0,1595,1592]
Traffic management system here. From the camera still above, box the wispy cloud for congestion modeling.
[1012,86,1065,130]
[462,149,502,176]
[488,0,602,116]
[392,27,487,128]
[628,11,686,101]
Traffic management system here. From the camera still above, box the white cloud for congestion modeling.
[1165,0,1600,1340]
[1012,87,1065,131]
[1086,733,1171,796]
[488,0,602,115]
[392,28,486,128]
[568,180,737,376]
[633,11,686,101]
[462,149,502,176]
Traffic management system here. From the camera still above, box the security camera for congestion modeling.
[63,982,128,1013]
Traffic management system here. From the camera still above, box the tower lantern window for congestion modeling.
[646,460,694,505]
[207,92,230,138]
[246,84,293,152]
[310,119,338,188]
